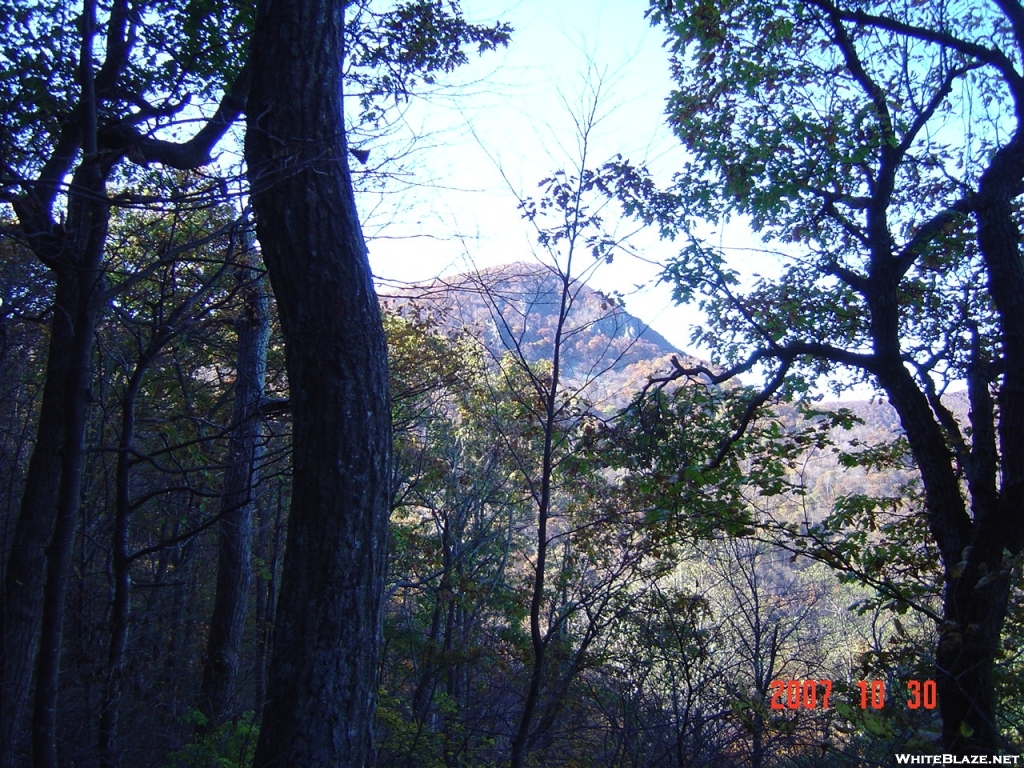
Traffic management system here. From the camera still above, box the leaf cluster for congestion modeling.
[346,0,511,121]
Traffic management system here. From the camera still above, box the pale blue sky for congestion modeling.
[360,0,716,355]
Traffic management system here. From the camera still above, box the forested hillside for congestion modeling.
[2,232,987,765]
[3,0,1023,766]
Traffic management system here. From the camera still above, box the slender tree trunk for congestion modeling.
[200,245,270,726]
[246,0,391,764]
[253,486,285,722]
[509,269,572,768]
[97,363,143,768]
[197,241,270,729]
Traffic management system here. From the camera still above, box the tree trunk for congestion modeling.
[27,44,113,754]
[97,356,145,768]
[253,485,285,722]
[2,1,244,759]
[933,131,1024,755]
[246,0,391,764]
[509,269,573,768]
[0,270,75,768]
[199,243,270,726]
[32,232,106,768]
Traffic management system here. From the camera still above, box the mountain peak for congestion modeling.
[381,261,699,408]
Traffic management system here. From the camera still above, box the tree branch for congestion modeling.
[994,0,1024,63]
[813,0,1024,104]
[894,197,975,277]
[105,62,251,170]
[897,62,979,158]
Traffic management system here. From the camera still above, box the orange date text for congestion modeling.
[768,679,938,710]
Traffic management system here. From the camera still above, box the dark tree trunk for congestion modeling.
[0,270,76,768]
[873,283,1011,755]
[876,130,1024,758]
[253,485,286,722]
[98,354,145,768]
[845,114,1023,753]
[200,244,270,726]
[0,36,106,759]
[27,27,113,751]
[932,132,1024,755]
[31,195,107,768]
[0,266,75,762]
[246,0,391,764]
[0,0,245,758]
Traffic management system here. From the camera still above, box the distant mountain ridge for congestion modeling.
[381,261,700,408]
[378,262,972,513]
[379,261,962,433]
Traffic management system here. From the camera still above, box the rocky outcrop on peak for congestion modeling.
[380,261,703,410]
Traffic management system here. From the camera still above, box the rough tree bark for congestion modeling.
[246,0,391,764]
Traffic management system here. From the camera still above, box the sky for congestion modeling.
[358,0,725,357]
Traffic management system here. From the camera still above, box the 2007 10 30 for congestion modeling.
[768,679,938,710]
